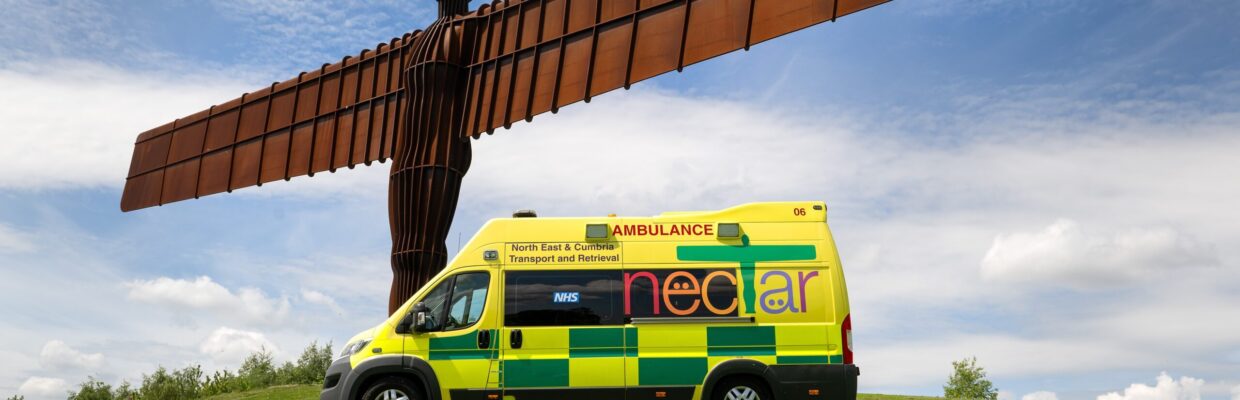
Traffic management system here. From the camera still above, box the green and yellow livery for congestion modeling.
[322,202,856,400]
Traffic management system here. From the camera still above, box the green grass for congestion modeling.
[201,385,320,400]
[200,385,939,400]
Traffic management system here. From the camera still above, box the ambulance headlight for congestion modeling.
[340,339,372,358]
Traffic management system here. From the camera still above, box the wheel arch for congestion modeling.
[700,358,778,400]
[345,355,442,400]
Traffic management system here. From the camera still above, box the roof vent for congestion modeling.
[513,210,538,218]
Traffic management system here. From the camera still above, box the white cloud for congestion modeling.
[301,289,345,315]
[0,224,36,254]
[1022,391,1059,400]
[125,276,290,326]
[39,340,103,370]
[1231,384,1239,400]
[980,219,1218,288]
[199,327,278,364]
[842,243,883,271]
[18,376,66,398]
[1097,373,1204,400]
[0,61,248,190]
[862,334,1147,388]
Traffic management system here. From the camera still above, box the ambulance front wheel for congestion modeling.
[359,376,422,400]
[713,376,773,400]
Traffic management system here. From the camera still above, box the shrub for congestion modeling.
[112,382,137,400]
[138,365,203,400]
[67,377,114,400]
[237,348,277,390]
[274,361,298,385]
[201,369,244,397]
[65,340,333,399]
[944,357,998,400]
[291,341,334,385]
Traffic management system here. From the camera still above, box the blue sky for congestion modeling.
[2,1,1239,399]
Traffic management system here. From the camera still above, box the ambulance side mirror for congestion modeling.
[395,302,430,334]
[411,302,434,333]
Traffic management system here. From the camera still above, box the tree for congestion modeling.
[112,382,137,400]
[237,348,277,390]
[291,341,334,384]
[7,395,25,400]
[201,369,243,397]
[138,365,203,400]
[62,340,335,400]
[67,377,114,400]
[944,357,999,400]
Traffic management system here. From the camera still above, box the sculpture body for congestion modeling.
[390,14,472,313]
[121,0,889,314]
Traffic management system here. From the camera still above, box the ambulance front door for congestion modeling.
[500,269,627,399]
[401,269,501,399]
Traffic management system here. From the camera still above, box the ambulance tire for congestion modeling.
[360,376,422,400]
[712,376,773,400]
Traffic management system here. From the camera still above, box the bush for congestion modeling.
[274,361,298,385]
[291,341,334,385]
[237,348,277,390]
[65,341,334,399]
[138,365,202,400]
[113,382,138,400]
[944,357,998,400]
[201,369,243,397]
[7,395,25,400]
[68,377,114,400]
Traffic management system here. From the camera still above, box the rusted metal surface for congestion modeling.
[121,34,419,211]
[121,0,890,314]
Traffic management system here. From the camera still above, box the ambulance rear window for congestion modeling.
[504,271,623,326]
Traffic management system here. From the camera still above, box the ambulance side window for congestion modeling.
[418,272,490,332]
[444,272,490,331]
[418,278,453,332]
[504,271,623,326]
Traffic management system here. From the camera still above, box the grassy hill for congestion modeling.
[201,385,320,400]
[202,385,942,400]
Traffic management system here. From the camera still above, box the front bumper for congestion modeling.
[320,356,352,400]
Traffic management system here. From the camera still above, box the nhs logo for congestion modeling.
[552,292,580,303]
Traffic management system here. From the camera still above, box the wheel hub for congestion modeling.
[377,389,410,400]
[725,386,760,400]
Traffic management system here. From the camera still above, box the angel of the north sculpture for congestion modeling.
[120,0,890,314]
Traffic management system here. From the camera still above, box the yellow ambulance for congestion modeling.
[322,202,856,400]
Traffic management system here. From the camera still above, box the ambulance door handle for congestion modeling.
[510,329,523,349]
[477,329,491,349]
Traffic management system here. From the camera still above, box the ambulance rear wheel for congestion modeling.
[360,376,421,400]
[713,376,772,400]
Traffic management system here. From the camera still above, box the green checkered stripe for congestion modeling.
[428,329,499,360]
[496,326,841,388]
[499,327,637,388]
[707,326,844,364]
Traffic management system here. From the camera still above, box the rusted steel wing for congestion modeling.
[459,0,888,137]
[120,33,422,212]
